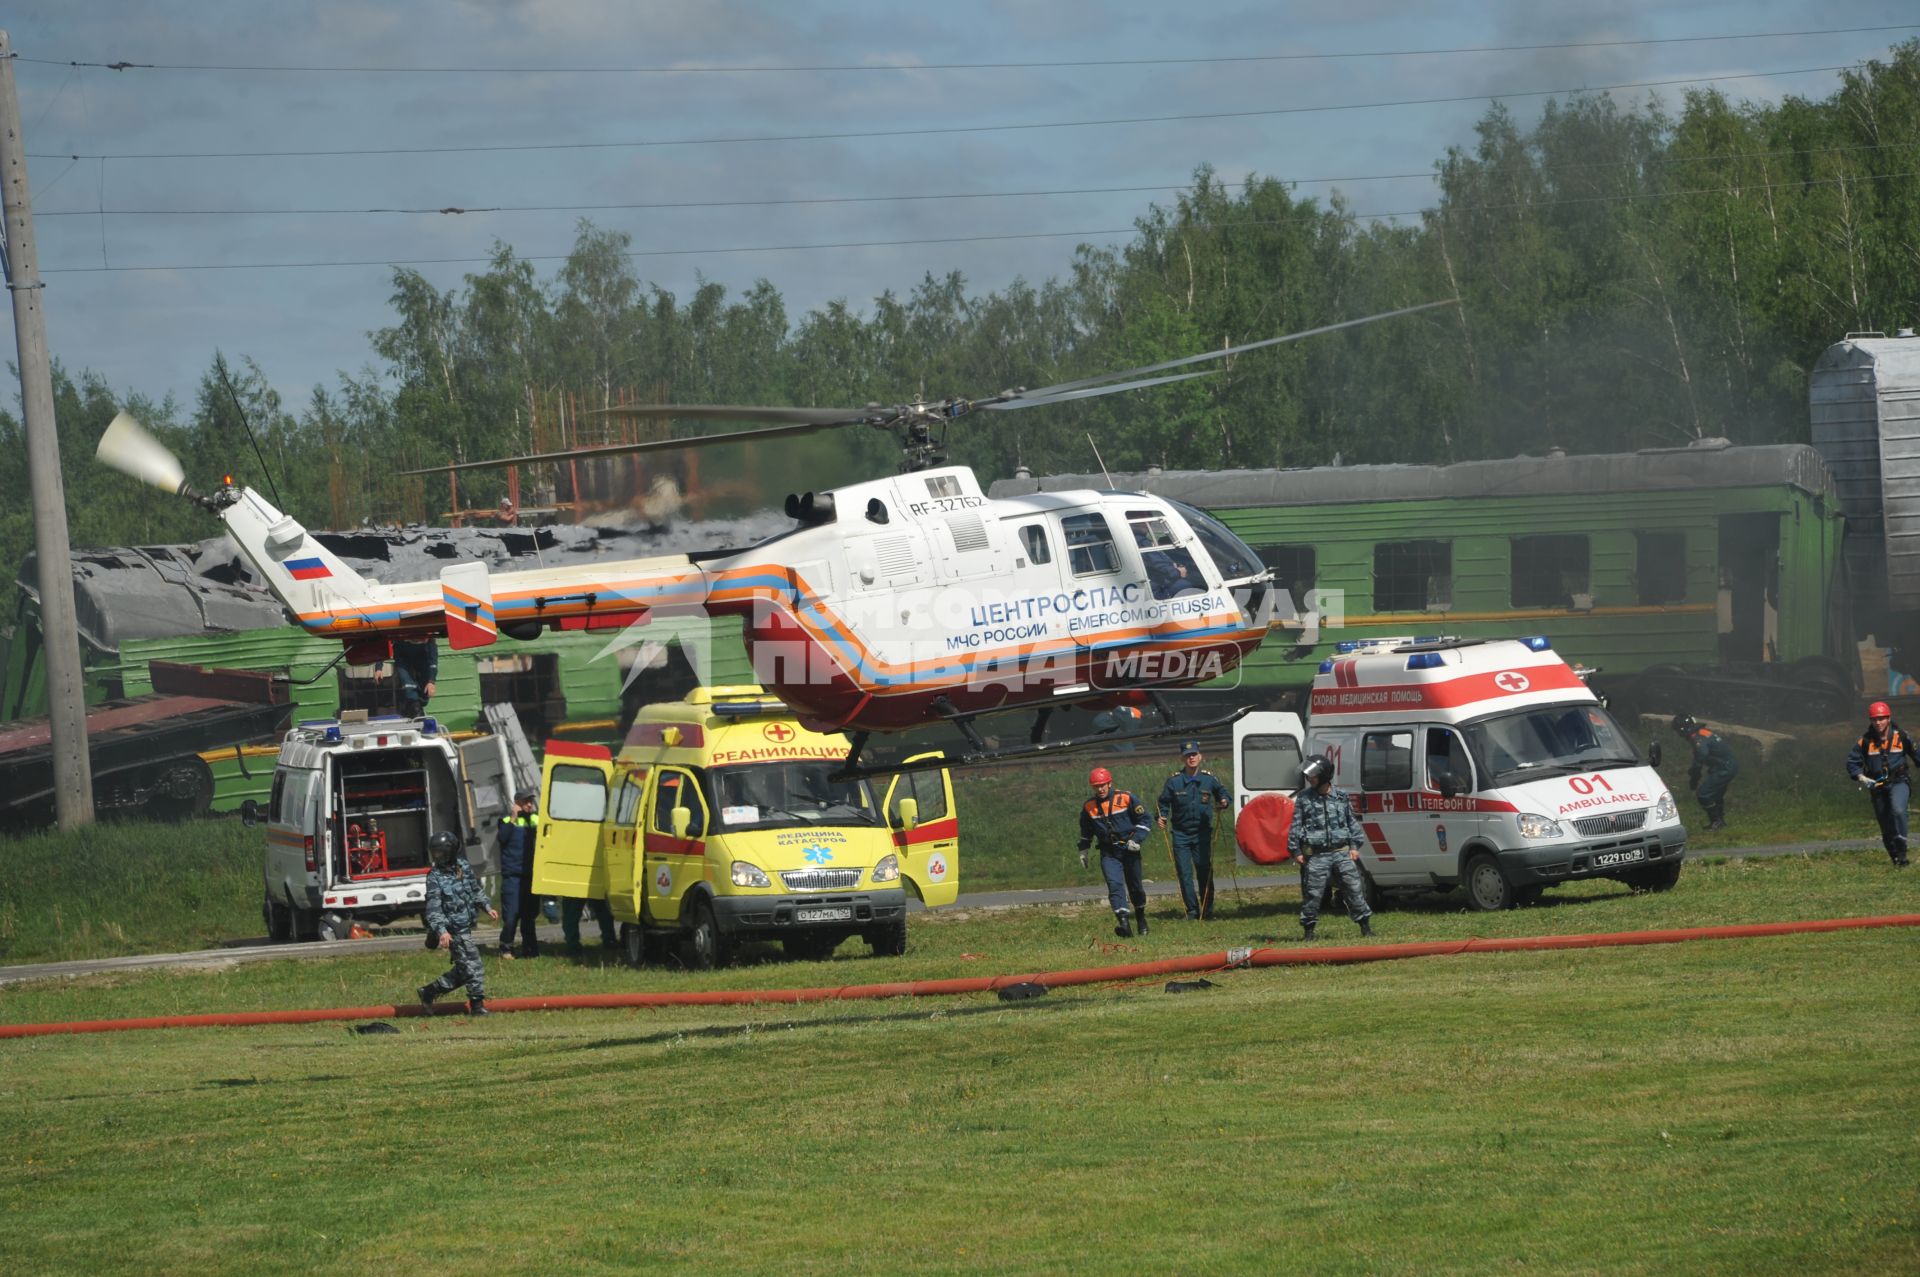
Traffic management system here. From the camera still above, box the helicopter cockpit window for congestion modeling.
[1061,513,1119,576]
[1129,512,1205,599]
[924,475,964,499]
[1019,524,1052,566]
[1167,500,1265,582]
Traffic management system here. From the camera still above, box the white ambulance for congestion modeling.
[245,712,514,941]
[1233,636,1684,910]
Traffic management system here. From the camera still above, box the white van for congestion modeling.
[1234,636,1685,910]
[246,712,513,941]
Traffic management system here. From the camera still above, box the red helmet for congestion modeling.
[1870,701,1893,720]
[1089,767,1113,787]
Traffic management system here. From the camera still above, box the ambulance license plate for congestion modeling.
[797,906,852,923]
[1593,849,1646,868]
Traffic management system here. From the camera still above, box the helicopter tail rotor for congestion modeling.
[95,411,201,501]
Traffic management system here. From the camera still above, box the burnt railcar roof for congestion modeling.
[21,511,789,652]
[989,440,1838,509]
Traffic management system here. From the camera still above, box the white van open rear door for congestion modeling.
[457,733,512,875]
[1232,711,1305,868]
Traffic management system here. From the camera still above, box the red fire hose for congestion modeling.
[3,913,1915,1039]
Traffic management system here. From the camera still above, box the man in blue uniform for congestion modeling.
[1078,766,1154,938]
[1287,755,1374,942]
[418,830,498,1015]
[1672,714,1738,832]
[393,637,438,718]
[497,790,540,958]
[1157,739,1231,920]
[1847,700,1919,867]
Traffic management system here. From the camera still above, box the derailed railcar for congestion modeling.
[994,441,1854,719]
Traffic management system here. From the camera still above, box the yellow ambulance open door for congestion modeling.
[530,742,613,900]
[883,755,960,907]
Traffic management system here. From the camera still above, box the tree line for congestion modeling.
[3,41,1916,615]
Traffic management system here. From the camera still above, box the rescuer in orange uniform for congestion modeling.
[1078,766,1153,938]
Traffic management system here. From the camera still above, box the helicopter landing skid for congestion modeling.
[831,703,1254,781]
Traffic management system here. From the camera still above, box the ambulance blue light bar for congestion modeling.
[1405,652,1446,670]
[1318,659,1335,674]
[1521,635,1554,651]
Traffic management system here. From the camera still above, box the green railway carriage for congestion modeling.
[994,440,1853,710]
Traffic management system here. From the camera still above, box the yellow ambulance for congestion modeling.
[531,686,959,968]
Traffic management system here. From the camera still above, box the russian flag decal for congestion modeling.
[286,557,332,581]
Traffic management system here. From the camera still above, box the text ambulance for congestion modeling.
[531,686,959,968]
[1234,637,1684,910]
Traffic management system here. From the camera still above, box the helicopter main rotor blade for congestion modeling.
[95,411,190,495]
[1017,298,1460,401]
[586,404,872,427]
[981,368,1217,410]
[395,415,859,477]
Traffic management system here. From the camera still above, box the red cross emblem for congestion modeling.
[1494,671,1531,692]
[763,722,795,742]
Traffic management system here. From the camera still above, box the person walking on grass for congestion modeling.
[1157,738,1231,920]
[1848,700,1919,868]
[418,830,498,1016]
[1287,755,1374,942]
[1078,766,1153,938]
[1671,714,1738,832]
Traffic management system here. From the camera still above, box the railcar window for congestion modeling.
[1374,540,1451,612]
[1511,535,1590,608]
[1061,513,1119,576]
[1253,545,1316,610]
[1636,531,1688,604]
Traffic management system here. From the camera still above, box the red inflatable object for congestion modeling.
[1235,792,1296,864]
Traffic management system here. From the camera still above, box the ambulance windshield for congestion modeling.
[1462,703,1642,786]
[709,762,880,830]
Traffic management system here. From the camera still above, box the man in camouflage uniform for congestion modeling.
[1157,738,1232,920]
[418,830,499,1015]
[1287,755,1374,942]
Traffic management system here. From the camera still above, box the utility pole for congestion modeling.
[0,30,94,827]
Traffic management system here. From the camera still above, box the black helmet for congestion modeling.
[1670,713,1698,735]
[1301,754,1334,788]
[427,830,460,865]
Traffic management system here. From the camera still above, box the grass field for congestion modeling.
[1,850,1916,1275]
[0,715,1889,967]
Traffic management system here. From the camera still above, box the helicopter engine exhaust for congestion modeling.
[784,491,837,525]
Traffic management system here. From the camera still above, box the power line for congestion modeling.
[19,24,1918,75]
[33,143,1907,219]
[25,64,1861,162]
[39,169,1915,276]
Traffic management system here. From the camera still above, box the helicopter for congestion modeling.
[95,300,1454,776]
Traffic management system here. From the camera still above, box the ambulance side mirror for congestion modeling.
[897,797,920,831]
[1432,771,1461,800]
[671,805,692,839]
[1648,742,1663,768]
[240,799,259,827]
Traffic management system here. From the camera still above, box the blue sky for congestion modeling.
[5,1,1915,414]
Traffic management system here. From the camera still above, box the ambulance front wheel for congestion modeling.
[684,898,735,970]
[1464,853,1516,911]
[865,920,907,957]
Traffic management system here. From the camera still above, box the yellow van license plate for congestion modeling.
[797,906,853,923]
